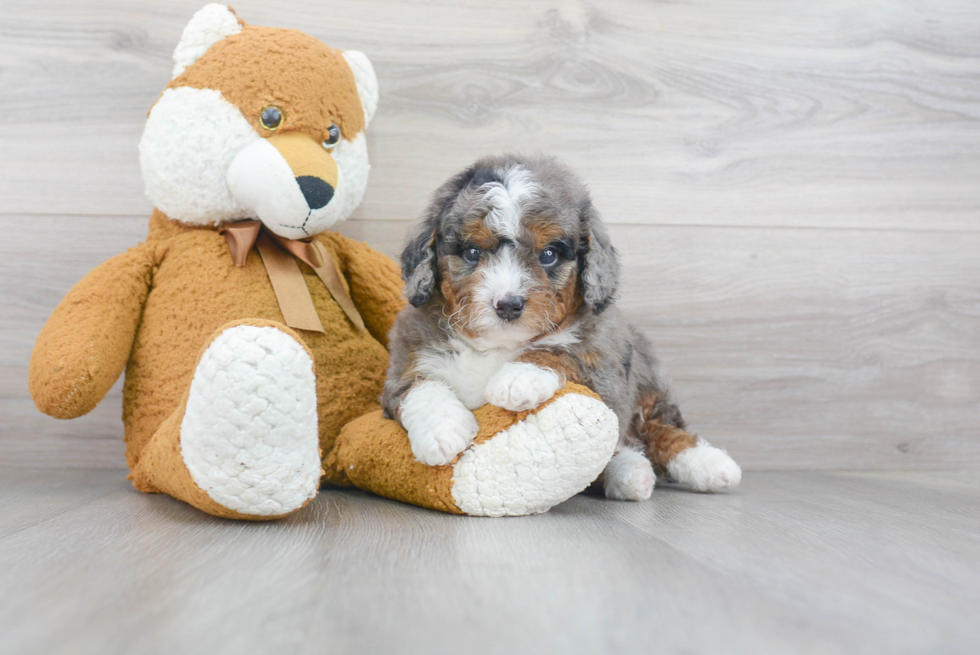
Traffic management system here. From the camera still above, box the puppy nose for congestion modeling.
[494,296,525,321]
[296,175,334,210]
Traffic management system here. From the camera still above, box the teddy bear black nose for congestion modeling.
[296,176,334,210]
[494,296,525,321]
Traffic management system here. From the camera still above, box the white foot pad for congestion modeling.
[180,325,321,516]
[451,393,619,517]
[667,442,742,492]
[603,449,655,501]
[484,362,561,412]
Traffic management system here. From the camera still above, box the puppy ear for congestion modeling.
[401,166,481,307]
[401,222,438,307]
[578,199,620,314]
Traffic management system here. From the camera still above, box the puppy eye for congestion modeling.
[260,106,283,131]
[462,246,482,264]
[539,247,559,266]
[322,123,341,149]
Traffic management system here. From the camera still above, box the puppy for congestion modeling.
[382,154,741,500]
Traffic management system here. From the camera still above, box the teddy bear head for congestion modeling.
[139,4,378,239]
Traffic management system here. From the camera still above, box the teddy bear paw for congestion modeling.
[450,389,619,516]
[180,325,322,516]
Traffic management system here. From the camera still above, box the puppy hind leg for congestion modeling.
[634,395,741,492]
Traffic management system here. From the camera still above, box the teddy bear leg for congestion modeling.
[131,320,322,520]
[327,383,619,517]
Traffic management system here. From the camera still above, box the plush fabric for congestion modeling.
[28,4,619,520]
[29,246,155,419]
[131,319,323,520]
[329,383,617,516]
[171,27,366,144]
[112,213,397,476]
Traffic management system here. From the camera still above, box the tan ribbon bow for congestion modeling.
[220,220,365,334]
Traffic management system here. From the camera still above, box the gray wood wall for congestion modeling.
[2,0,978,471]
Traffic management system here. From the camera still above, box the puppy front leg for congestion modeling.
[399,380,479,466]
[484,349,582,412]
[602,448,656,501]
[484,362,562,412]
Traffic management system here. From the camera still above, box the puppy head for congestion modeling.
[402,154,619,346]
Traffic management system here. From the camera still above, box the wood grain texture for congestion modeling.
[0,0,979,229]
[1,0,979,470]
[1,469,979,655]
[4,216,977,470]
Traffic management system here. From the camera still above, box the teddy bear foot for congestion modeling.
[132,321,323,520]
[330,384,619,517]
[178,323,323,517]
[450,392,619,516]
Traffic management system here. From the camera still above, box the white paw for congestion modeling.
[181,325,321,516]
[484,362,561,411]
[667,442,742,492]
[603,449,655,501]
[408,412,479,466]
[400,381,479,466]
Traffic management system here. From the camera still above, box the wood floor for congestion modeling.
[1,468,978,655]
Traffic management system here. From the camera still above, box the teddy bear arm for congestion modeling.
[330,234,406,348]
[29,245,155,419]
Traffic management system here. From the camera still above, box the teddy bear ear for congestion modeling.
[342,50,379,128]
[171,4,244,79]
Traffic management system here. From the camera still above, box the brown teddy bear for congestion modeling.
[28,4,619,520]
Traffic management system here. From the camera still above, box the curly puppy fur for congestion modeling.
[383,154,740,497]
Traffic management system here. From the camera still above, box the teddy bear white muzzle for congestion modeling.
[227,134,343,240]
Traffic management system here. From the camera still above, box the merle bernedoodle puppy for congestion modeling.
[382,154,741,500]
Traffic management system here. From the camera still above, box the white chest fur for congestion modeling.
[415,339,519,409]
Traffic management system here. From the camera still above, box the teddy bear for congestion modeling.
[28,4,619,520]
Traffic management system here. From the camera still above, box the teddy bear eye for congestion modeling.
[322,123,341,149]
[260,106,283,130]
[462,246,482,264]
